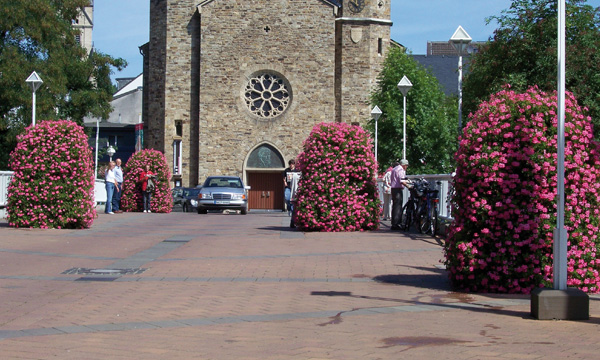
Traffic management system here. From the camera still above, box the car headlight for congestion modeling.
[232,193,246,200]
[201,193,212,199]
[191,199,198,206]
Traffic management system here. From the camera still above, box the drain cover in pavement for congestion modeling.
[62,268,147,275]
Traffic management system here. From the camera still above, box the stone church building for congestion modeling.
[144,0,392,210]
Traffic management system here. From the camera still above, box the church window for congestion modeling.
[247,144,284,168]
[175,120,182,137]
[173,140,182,175]
[378,38,383,56]
[244,72,291,119]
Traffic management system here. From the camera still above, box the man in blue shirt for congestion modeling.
[112,158,124,213]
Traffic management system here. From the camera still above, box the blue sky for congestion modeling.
[93,0,599,83]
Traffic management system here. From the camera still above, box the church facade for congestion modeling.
[145,0,392,210]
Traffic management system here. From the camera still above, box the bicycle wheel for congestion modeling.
[400,201,412,231]
[431,204,438,236]
[419,207,431,234]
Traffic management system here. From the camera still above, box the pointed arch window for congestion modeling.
[247,144,284,168]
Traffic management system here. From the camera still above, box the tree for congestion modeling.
[445,87,600,293]
[463,0,600,137]
[370,47,458,174]
[0,0,126,168]
[7,120,96,229]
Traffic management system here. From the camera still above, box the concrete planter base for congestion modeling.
[531,288,589,320]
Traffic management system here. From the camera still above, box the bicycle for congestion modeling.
[400,178,428,231]
[417,182,441,235]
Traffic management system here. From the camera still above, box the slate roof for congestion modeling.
[411,55,472,96]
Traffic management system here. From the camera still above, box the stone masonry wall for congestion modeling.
[197,0,338,182]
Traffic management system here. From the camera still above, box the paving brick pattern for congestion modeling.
[0,212,599,359]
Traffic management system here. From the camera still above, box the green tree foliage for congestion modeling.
[463,0,600,136]
[0,0,126,168]
[370,47,458,175]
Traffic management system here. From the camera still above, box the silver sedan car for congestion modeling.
[197,176,250,215]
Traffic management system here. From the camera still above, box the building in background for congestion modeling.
[73,1,94,55]
[143,0,392,211]
[83,75,143,166]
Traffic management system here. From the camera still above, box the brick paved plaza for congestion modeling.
[0,212,599,359]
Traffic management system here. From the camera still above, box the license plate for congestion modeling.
[215,201,229,205]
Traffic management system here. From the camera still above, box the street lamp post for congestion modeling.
[95,120,100,179]
[25,71,43,127]
[107,146,116,162]
[397,76,412,160]
[531,0,589,321]
[449,26,472,131]
[371,105,382,162]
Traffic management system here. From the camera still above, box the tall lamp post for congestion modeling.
[531,0,589,321]
[449,26,472,131]
[397,76,412,160]
[371,105,382,162]
[107,146,116,162]
[95,120,100,179]
[25,71,43,127]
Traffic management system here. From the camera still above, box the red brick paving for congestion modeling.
[0,211,598,359]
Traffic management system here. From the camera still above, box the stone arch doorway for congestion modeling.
[244,143,285,211]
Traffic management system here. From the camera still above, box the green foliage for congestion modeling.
[0,0,127,168]
[463,0,600,137]
[370,47,458,174]
[120,150,173,213]
[7,120,96,228]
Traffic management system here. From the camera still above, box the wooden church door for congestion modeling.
[245,144,286,211]
[247,172,284,210]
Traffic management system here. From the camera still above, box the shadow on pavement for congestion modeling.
[310,289,533,320]
[373,274,452,291]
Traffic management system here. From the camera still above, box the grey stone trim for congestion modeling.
[336,17,393,25]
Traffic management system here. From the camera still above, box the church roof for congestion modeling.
[411,55,472,96]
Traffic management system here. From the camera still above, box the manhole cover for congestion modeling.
[90,269,122,274]
[62,268,147,275]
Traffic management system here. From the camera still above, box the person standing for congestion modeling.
[283,159,299,216]
[289,171,301,228]
[104,161,119,215]
[390,159,409,230]
[382,165,394,221]
[139,164,156,213]
[112,158,124,213]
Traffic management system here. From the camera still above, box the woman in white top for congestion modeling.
[104,161,119,214]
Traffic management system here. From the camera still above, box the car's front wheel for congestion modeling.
[241,207,247,215]
[183,204,188,213]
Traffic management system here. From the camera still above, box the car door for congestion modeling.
[172,187,184,211]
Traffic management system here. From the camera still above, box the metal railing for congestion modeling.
[378,173,455,220]
[0,171,107,218]
[0,171,13,218]
[2,169,455,221]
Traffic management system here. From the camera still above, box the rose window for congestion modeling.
[244,73,291,118]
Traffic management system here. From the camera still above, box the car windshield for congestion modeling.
[183,189,200,196]
[187,189,201,197]
[204,177,243,188]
